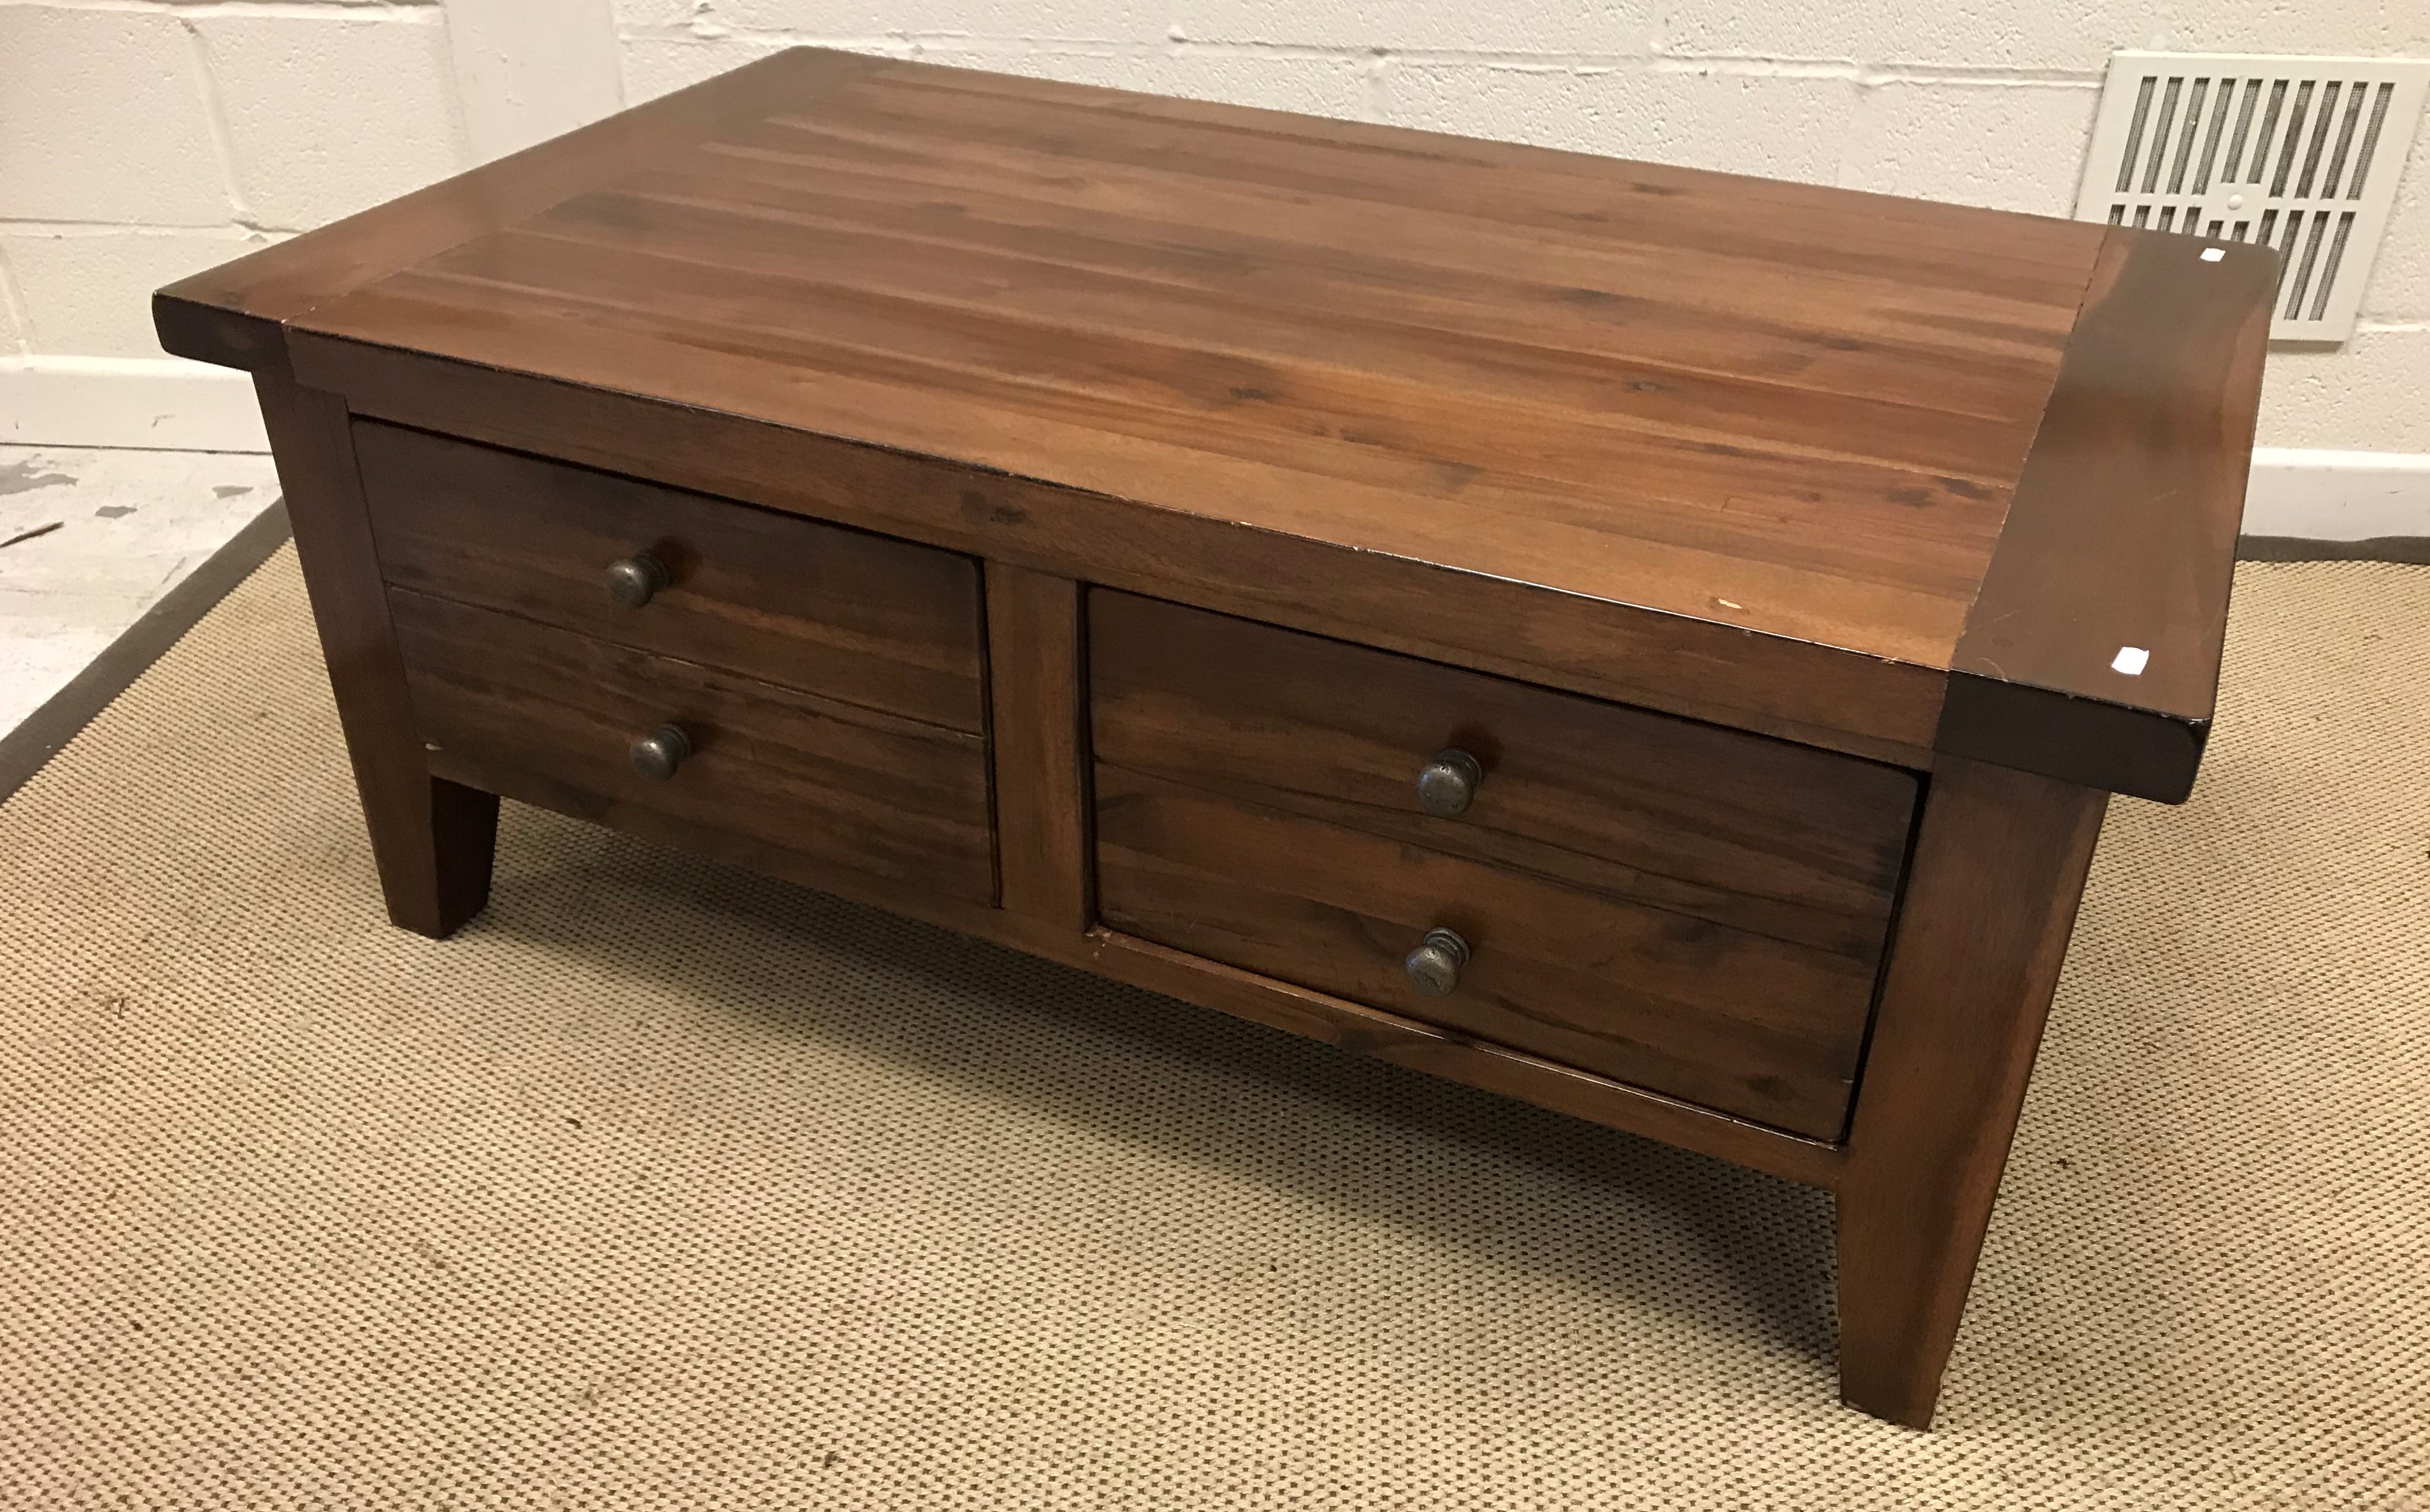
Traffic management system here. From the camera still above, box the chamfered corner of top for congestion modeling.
[153,273,287,374]
[148,45,886,378]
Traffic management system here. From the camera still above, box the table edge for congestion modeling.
[1938,226,2273,803]
[155,52,2275,801]
[152,48,880,371]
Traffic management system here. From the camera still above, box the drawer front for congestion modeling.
[394,590,995,904]
[1089,592,1921,1140]
[356,419,988,734]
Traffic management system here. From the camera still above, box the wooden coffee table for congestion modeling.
[157,50,2269,1427]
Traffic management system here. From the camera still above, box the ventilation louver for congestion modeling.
[2074,53,2426,342]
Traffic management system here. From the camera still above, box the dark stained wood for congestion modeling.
[1938,228,2274,802]
[152,50,875,371]
[283,333,1947,769]
[1096,760,1887,1141]
[161,50,2269,795]
[595,149,2062,443]
[390,589,995,904]
[1079,928,1848,1191]
[984,563,1090,928]
[1835,756,2109,1429]
[166,49,2128,779]
[254,368,496,937]
[418,196,2029,614]
[159,53,2255,1425]
[1089,590,1918,962]
[353,419,987,733]
[299,182,2057,666]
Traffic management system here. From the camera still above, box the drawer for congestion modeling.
[1088,592,1921,1139]
[393,590,995,904]
[356,420,987,734]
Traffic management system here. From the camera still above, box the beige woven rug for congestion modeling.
[3,547,2424,1509]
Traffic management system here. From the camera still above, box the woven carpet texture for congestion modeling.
[2,549,2425,1508]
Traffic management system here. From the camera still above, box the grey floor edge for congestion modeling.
[2238,534,2430,564]
[0,500,292,806]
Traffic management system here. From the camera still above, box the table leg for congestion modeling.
[1836,756,2108,1427]
[254,366,496,938]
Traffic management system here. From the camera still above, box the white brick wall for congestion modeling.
[0,269,24,351]
[2,0,2426,461]
[0,0,492,447]
[194,12,470,231]
[0,8,233,226]
[1377,63,1860,184]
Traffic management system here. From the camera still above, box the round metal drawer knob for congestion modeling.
[605,552,672,608]
[629,723,693,781]
[1416,747,1484,817]
[1403,927,1471,998]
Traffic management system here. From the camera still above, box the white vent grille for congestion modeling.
[2075,53,2427,342]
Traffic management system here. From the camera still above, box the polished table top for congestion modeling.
[157,48,2272,801]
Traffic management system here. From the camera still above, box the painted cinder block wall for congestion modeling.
[3,0,2426,469]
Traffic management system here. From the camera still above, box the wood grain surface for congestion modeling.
[155,50,2273,797]
[1089,592,1918,1140]
[278,333,1952,768]
[1095,765,1880,1140]
[152,50,867,370]
[150,54,2224,1425]
[1938,228,2274,802]
[254,370,496,939]
[391,589,995,904]
[271,52,2103,677]
[984,563,1092,929]
[1835,756,2110,1428]
[354,419,988,733]
[1089,590,1919,962]
[1082,927,1847,1190]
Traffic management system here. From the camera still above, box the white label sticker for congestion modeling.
[2112,645,2150,675]
[2200,247,2226,263]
